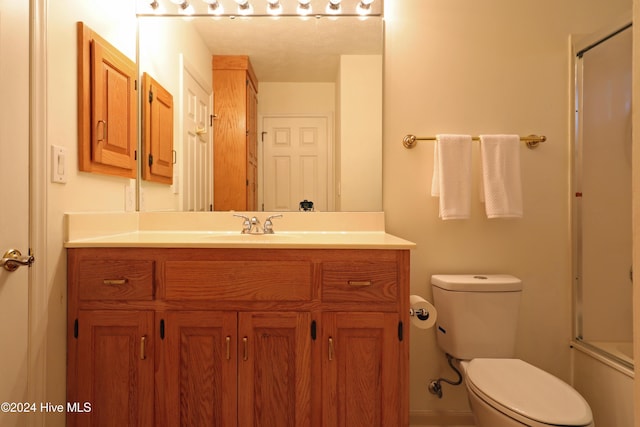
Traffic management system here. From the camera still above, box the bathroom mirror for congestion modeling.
[137,3,383,212]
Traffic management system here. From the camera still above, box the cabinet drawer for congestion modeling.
[77,259,154,301]
[322,261,398,303]
[165,261,312,301]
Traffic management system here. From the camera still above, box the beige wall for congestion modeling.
[45,0,138,424]
[338,55,383,211]
[381,0,631,421]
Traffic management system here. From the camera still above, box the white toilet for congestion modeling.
[431,274,594,427]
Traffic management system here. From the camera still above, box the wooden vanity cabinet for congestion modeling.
[212,55,258,211]
[67,247,409,427]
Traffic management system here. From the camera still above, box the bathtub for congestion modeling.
[589,340,634,367]
[571,340,633,427]
[574,340,634,372]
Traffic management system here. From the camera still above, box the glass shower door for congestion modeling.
[574,24,633,368]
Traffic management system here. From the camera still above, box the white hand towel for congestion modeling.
[479,134,523,218]
[431,134,472,220]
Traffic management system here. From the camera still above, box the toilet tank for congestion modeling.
[431,274,522,360]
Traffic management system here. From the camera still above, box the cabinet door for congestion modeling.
[238,312,312,427]
[142,72,174,184]
[90,35,137,176]
[77,22,137,178]
[71,310,154,427]
[246,79,258,210]
[322,312,402,427]
[157,311,238,427]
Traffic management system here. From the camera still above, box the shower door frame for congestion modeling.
[572,21,634,370]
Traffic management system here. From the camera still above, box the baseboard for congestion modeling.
[409,410,475,426]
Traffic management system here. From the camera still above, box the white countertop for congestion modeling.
[64,212,416,250]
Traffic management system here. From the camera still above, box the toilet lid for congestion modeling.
[466,359,593,426]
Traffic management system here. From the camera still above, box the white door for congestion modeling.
[0,1,32,425]
[262,116,331,211]
[182,64,213,211]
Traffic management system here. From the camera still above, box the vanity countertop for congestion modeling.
[64,212,416,250]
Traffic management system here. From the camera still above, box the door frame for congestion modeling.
[29,0,48,424]
[258,113,335,212]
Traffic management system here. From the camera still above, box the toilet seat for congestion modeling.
[464,359,593,427]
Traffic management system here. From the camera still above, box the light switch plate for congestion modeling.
[51,145,67,184]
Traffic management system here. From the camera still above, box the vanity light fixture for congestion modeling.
[266,0,283,15]
[356,0,374,15]
[296,0,312,15]
[203,0,224,14]
[235,0,254,15]
[326,0,341,14]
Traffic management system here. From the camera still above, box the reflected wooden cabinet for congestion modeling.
[67,248,409,427]
[142,72,174,184]
[212,55,258,211]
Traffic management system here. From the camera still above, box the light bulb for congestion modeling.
[205,0,224,14]
[297,0,312,15]
[235,0,253,15]
[326,0,341,14]
[356,0,372,15]
[267,0,283,15]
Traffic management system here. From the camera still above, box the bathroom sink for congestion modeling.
[201,232,301,242]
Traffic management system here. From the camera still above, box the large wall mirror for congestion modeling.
[137,0,384,212]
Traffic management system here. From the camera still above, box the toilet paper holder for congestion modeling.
[409,307,430,321]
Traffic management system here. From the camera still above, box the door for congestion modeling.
[0,1,31,425]
[322,312,401,427]
[71,310,155,427]
[182,65,213,211]
[238,312,312,427]
[262,116,330,211]
[575,25,633,348]
[158,311,237,427]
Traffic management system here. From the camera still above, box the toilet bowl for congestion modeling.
[430,274,594,427]
[461,359,593,427]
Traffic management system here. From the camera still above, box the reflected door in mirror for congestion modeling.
[263,116,329,211]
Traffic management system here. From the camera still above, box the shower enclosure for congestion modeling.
[573,23,633,369]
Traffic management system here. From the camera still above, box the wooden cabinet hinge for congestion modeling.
[148,154,153,167]
[148,88,154,103]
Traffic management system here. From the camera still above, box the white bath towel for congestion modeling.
[479,134,523,218]
[431,134,473,220]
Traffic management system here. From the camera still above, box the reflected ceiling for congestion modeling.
[137,0,383,82]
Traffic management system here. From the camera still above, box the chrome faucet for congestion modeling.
[233,214,252,234]
[263,214,283,234]
[249,216,263,234]
[233,214,283,234]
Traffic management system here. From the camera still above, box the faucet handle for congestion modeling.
[264,214,283,234]
[233,214,251,234]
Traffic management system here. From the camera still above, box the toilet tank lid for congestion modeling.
[431,274,522,292]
